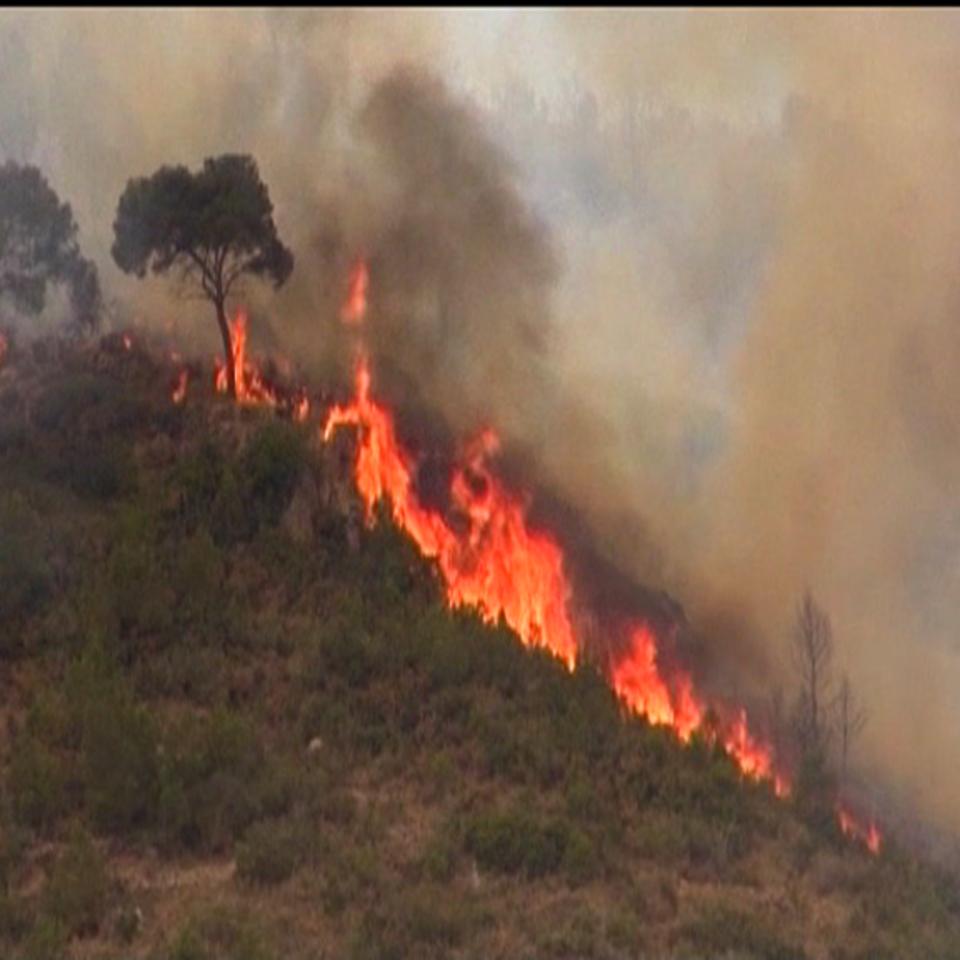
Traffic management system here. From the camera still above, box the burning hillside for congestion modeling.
[317,258,876,850]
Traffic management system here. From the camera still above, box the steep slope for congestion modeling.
[0,333,958,960]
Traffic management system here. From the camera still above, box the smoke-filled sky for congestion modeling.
[4,8,960,837]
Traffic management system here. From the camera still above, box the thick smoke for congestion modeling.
[5,9,960,835]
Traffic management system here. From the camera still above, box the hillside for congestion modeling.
[0,332,958,960]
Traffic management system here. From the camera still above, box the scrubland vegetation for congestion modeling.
[0,336,959,959]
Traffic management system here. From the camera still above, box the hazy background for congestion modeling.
[3,8,960,838]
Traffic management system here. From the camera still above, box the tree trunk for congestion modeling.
[214,297,237,399]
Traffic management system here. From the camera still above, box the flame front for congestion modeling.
[322,256,879,853]
[324,353,787,784]
[324,356,577,668]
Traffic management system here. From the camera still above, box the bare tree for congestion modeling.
[766,683,790,763]
[836,672,867,784]
[791,590,834,754]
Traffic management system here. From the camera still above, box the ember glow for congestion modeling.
[838,804,882,855]
[322,257,878,852]
[172,369,189,405]
[341,257,369,326]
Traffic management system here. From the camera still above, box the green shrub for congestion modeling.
[60,437,137,500]
[420,827,459,884]
[158,709,269,853]
[67,645,161,834]
[680,900,807,960]
[534,906,603,959]
[171,528,226,637]
[240,420,307,528]
[8,735,68,832]
[176,440,228,533]
[464,808,571,879]
[236,820,301,887]
[349,884,471,960]
[43,825,109,938]
[106,547,174,659]
[0,494,50,654]
[20,915,67,960]
[34,371,145,435]
[167,906,273,960]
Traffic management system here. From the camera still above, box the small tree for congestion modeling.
[111,154,293,398]
[790,589,834,755]
[789,590,840,826]
[836,672,866,785]
[0,161,101,332]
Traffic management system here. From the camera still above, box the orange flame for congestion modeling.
[292,391,311,423]
[323,257,878,854]
[122,333,133,351]
[323,354,793,784]
[214,311,273,405]
[341,257,369,326]
[172,369,189,405]
[324,355,577,668]
[837,803,882,854]
[612,624,701,739]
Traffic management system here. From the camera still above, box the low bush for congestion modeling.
[8,735,68,832]
[464,807,572,879]
[157,708,275,853]
[349,884,472,960]
[236,819,302,887]
[679,900,807,960]
[43,825,109,938]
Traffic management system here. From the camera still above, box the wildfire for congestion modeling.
[291,391,311,423]
[215,310,278,407]
[341,257,369,326]
[612,624,700,739]
[0,331,7,367]
[322,255,878,853]
[171,369,189,405]
[324,356,578,669]
[213,309,309,420]
[838,804,882,854]
[122,333,133,351]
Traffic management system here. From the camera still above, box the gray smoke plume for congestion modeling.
[5,8,960,836]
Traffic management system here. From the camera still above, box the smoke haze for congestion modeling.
[4,8,960,836]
